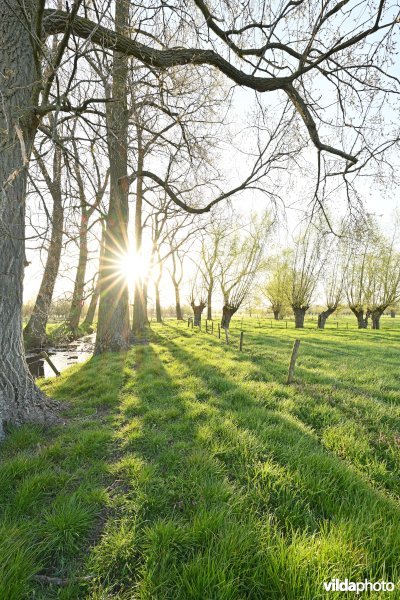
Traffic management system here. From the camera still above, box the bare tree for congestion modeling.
[169,247,185,321]
[346,222,400,329]
[262,252,291,320]
[67,134,109,336]
[219,212,272,331]
[287,227,326,328]
[318,238,346,329]
[81,221,106,331]
[95,0,131,354]
[1,0,399,429]
[190,277,208,327]
[24,144,64,349]
[199,222,225,321]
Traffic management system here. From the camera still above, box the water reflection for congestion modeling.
[26,355,45,378]
[26,334,95,379]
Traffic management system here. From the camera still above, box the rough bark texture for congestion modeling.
[221,305,238,330]
[0,2,56,435]
[390,310,396,318]
[273,309,280,321]
[350,307,369,329]
[293,307,307,328]
[24,148,64,349]
[95,0,130,354]
[317,306,336,329]
[192,303,206,326]
[371,310,383,330]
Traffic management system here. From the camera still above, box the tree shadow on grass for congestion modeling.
[89,336,400,599]
[0,352,127,600]
[150,333,400,590]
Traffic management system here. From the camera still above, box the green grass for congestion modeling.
[2,318,400,598]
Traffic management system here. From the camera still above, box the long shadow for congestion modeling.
[149,332,400,583]
[215,326,400,410]
[0,352,127,599]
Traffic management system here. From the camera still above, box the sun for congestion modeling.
[117,250,150,282]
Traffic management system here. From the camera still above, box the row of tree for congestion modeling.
[1,0,399,432]
[263,220,400,330]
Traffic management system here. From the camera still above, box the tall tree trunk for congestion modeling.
[207,286,213,320]
[0,3,55,434]
[192,304,205,326]
[143,280,149,324]
[24,148,64,349]
[293,307,306,328]
[82,225,106,330]
[67,212,88,335]
[221,305,237,330]
[155,282,162,323]
[317,306,336,329]
[350,307,368,329]
[132,141,147,333]
[82,284,99,331]
[95,0,130,354]
[174,284,183,320]
[371,310,383,330]
[273,309,280,321]
[390,310,395,318]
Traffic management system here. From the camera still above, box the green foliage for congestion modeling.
[2,318,400,598]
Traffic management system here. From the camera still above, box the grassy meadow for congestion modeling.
[1,317,400,598]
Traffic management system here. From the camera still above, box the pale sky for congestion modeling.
[24,62,400,308]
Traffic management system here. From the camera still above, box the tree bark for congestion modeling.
[82,284,99,331]
[317,306,336,329]
[221,305,237,330]
[0,2,56,434]
[67,211,88,335]
[143,280,149,324]
[207,287,213,320]
[95,0,130,354]
[174,284,183,320]
[273,309,280,321]
[24,148,64,349]
[155,282,162,323]
[350,307,368,329]
[293,307,307,328]
[81,226,106,330]
[192,304,205,326]
[371,310,383,330]
[132,139,147,333]
[390,310,396,318]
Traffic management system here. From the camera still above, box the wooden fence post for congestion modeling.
[211,321,214,334]
[218,323,221,339]
[239,331,244,351]
[206,320,208,333]
[40,351,60,377]
[287,340,301,384]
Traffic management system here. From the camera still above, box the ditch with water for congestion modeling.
[26,334,95,379]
